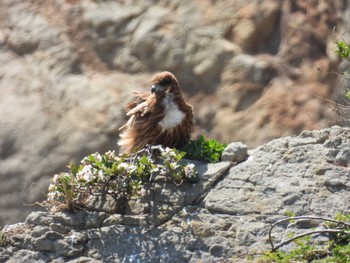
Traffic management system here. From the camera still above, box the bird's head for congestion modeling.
[150,71,180,97]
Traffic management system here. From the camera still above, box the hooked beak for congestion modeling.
[151,84,163,94]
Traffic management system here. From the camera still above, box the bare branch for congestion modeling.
[268,216,350,251]
[273,229,349,252]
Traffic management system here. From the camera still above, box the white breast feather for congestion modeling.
[159,95,185,130]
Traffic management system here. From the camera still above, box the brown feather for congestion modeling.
[118,71,193,154]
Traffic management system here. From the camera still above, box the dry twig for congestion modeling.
[268,215,350,252]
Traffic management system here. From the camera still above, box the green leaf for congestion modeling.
[60,173,72,184]
[69,163,79,177]
[139,155,149,165]
[345,90,350,99]
[88,155,95,163]
[336,40,350,59]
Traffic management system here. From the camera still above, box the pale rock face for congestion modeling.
[0,0,346,226]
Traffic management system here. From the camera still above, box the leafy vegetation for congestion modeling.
[259,213,350,263]
[335,39,350,75]
[335,39,350,100]
[46,146,198,212]
[335,40,350,60]
[45,134,228,212]
[181,135,227,163]
[0,231,6,247]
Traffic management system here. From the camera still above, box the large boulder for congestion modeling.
[1,126,349,262]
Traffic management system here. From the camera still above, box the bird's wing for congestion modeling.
[119,92,155,130]
[126,100,149,116]
[118,114,136,130]
[124,92,150,112]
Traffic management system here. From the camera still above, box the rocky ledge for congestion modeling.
[0,126,349,262]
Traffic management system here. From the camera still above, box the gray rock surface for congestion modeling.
[221,142,248,162]
[1,126,349,262]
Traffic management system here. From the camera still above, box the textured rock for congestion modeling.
[221,142,248,162]
[1,127,349,262]
[0,160,232,262]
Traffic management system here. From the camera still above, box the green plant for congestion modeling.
[336,40,350,60]
[0,231,6,247]
[46,146,198,212]
[283,210,296,223]
[345,90,350,99]
[181,135,227,163]
[260,214,350,263]
[335,40,350,100]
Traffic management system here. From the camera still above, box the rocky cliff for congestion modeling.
[0,0,349,227]
[0,126,349,262]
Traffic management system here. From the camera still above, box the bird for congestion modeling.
[118,71,193,154]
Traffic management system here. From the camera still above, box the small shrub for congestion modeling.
[260,214,350,263]
[335,39,350,101]
[335,40,350,60]
[46,146,198,212]
[181,135,227,163]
